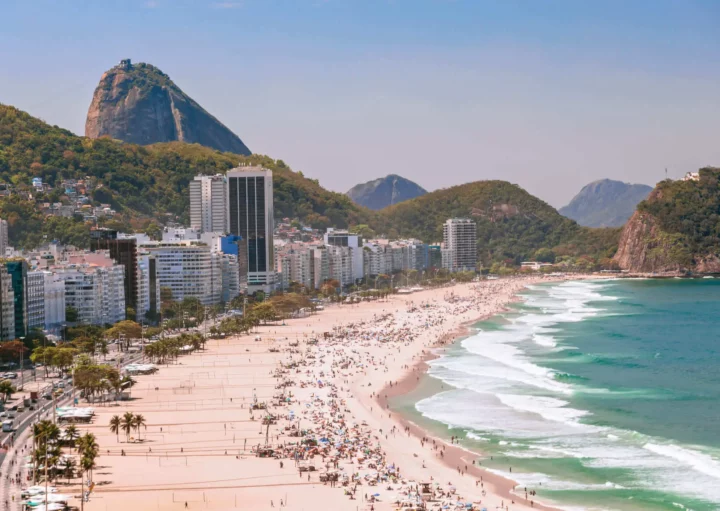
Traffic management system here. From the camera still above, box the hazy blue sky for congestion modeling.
[2,0,719,206]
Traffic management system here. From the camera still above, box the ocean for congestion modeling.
[395,279,720,511]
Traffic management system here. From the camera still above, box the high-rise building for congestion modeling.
[219,254,240,302]
[137,252,161,322]
[190,174,227,233]
[442,218,477,272]
[4,260,28,338]
[0,266,14,340]
[90,229,137,315]
[226,166,275,293]
[42,271,65,333]
[0,219,8,255]
[324,229,364,285]
[59,253,126,325]
[27,271,45,332]
[141,241,219,305]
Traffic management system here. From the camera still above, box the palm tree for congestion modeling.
[120,412,135,442]
[32,420,60,485]
[0,380,15,403]
[76,432,98,458]
[109,415,121,443]
[62,457,76,485]
[64,425,79,452]
[132,414,147,441]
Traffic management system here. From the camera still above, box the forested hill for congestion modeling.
[614,167,720,273]
[0,104,373,247]
[374,180,620,266]
[0,103,618,266]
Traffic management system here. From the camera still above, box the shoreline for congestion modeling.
[10,275,606,511]
[374,285,561,511]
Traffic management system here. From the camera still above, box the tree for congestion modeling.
[52,348,77,376]
[64,425,79,451]
[31,346,58,378]
[0,340,26,364]
[132,414,147,441]
[62,457,76,484]
[121,412,135,442]
[0,380,15,403]
[109,415,121,443]
[65,306,79,323]
[251,302,278,324]
[105,320,142,351]
[534,247,556,263]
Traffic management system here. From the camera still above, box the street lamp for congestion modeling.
[19,336,25,390]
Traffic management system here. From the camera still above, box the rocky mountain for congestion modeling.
[346,174,426,210]
[559,179,652,227]
[85,59,250,155]
[614,168,720,273]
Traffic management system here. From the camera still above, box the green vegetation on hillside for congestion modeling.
[373,180,619,266]
[0,104,617,264]
[637,167,720,257]
[0,104,373,247]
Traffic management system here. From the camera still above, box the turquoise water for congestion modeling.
[410,279,720,511]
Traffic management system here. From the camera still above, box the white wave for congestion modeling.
[484,468,625,491]
[496,393,589,424]
[533,333,557,347]
[466,432,489,442]
[643,443,720,480]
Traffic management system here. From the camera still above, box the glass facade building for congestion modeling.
[226,167,275,292]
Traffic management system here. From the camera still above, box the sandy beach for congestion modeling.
[8,275,592,511]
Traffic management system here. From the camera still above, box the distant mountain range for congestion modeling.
[85,59,251,155]
[559,179,653,227]
[346,174,427,210]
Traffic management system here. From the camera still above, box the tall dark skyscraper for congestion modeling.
[90,229,137,314]
[3,260,28,339]
[226,166,275,293]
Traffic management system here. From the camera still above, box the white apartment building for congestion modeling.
[42,271,65,333]
[189,174,227,233]
[442,218,477,272]
[0,267,14,340]
[324,229,363,284]
[311,246,330,290]
[27,271,45,331]
[326,244,355,287]
[275,243,315,291]
[58,258,126,326]
[141,241,220,305]
[363,239,428,278]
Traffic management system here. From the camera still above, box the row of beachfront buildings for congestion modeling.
[0,165,477,339]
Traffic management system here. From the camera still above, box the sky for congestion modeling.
[1,0,720,207]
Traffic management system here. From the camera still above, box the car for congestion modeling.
[42,393,52,400]
[4,373,17,379]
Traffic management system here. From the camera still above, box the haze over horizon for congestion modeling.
[2,0,719,207]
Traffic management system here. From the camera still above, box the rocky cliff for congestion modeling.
[346,174,427,210]
[85,59,250,155]
[559,179,652,227]
[613,172,720,274]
